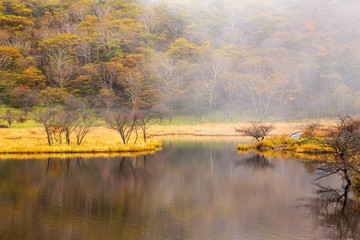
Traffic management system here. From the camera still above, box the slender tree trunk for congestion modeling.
[134,129,138,144]
[142,124,147,143]
[342,181,350,211]
[44,124,52,146]
[119,131,126,144]
[65,130,70,145]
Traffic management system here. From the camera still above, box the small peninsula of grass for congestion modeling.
[238,136,333,154]
[0,127,161,154]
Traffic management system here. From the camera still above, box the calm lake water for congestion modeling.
[0,137,359,240]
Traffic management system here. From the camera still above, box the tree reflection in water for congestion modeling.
[44,155,149,181]
[45,157,90,175]
[303,183,360,240]
[235,153,275,170]
[117,155,147,180]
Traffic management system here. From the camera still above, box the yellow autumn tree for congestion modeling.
[17,67,46,89]
[0,46,23,70]
[166,38,196,60]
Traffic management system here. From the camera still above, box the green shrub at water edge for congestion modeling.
[289,137,324,147]
[253,140,275,150]
[267,136,294,145]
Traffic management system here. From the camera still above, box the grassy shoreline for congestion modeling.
[237,136,333,157]
[0,120,333,154]
[0,127,161,154]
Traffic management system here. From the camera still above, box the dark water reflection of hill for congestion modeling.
[0,137,359,239]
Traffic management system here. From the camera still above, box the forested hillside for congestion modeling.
[1,0,360,121]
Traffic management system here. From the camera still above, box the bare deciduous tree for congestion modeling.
[93,5,112,19]
[165,14,183,37]
[76,38,92,64]
[197,55,229,109]
[35,103,95,146]
[122,70,143,111]
[34,108,57,146]
[74,110,97,145]
[150,103,172,124]
[316,116,360,187]
[64,95,86,113]
[138,7,160,33]
[235,123,275,142]
[92,62,123,90]
[68,1,91,22]
[47,58,75,88]
[138,112,153,143]
[2,110,16,126]
[105,111,141,144]
[98,88,117,112]
[9,86,37,116]
[151,53,182,93]
[57,111,80,145]
[48,122,66,145]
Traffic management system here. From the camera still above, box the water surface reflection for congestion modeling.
[0,138,359,239]
[301,183,360,240]
[235,153,275,170]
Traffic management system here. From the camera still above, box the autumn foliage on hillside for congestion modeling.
[0,0,359,121]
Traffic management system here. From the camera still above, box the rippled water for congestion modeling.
[0,137,359,240]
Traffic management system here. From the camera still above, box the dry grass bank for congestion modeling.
[148,121,334,137]
[0,127,161,154]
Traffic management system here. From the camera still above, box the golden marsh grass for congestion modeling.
[0,127,161,154]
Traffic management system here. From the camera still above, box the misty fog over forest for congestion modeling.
[1,0,360,121]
